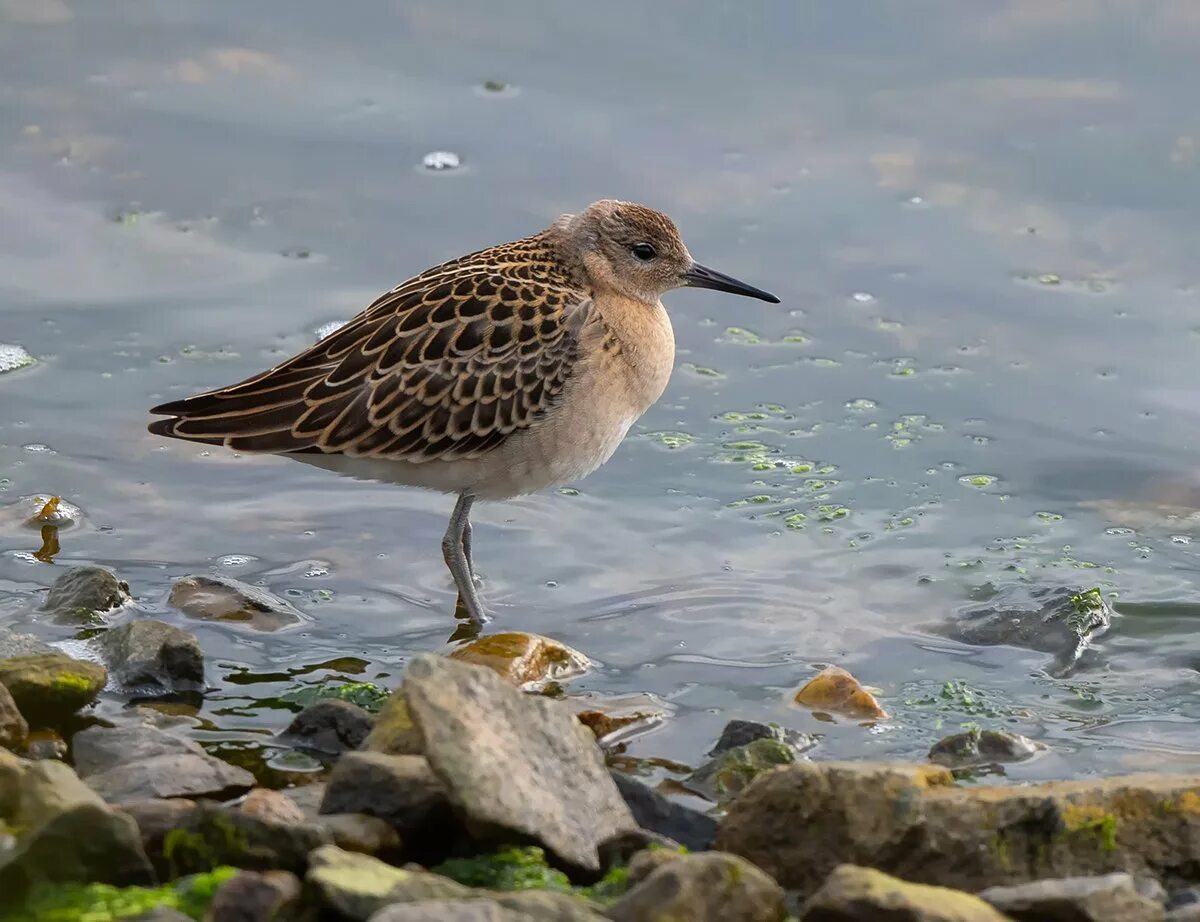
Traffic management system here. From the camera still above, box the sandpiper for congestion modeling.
[149,200,779,621]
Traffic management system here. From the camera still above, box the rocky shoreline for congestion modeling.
[1,566,1197,921]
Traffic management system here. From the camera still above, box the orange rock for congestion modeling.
[793,666,888,719]
[447,631,589,687]
[238,787,307,825]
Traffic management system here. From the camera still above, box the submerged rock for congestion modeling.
[43,565,131,622]
[0,651,106,724]
[0,681,28,750]
[606,851,786,922]
[403,653,637,873]
[717,761,1200,894]
[610,771,718,852]
[306,844,472,920]
[710,718,818,757]
[448,631,590,687]
[794,666,888,719]
[929,728,1044,769]
[97,618,205,693]
[978,872,1164,922]
[280,698,374,753]
[168,573,304,631]
[803,864,1009,921]
[687,738,799,803]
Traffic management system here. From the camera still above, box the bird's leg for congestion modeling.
[461,519,482,586]
[442,491,487,622]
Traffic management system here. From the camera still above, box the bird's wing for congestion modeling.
[149,238,593,462]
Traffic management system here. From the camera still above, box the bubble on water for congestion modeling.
[422,150,461,171]
[1171,535,1191,545]
[217,554,257,567]
[850,291,875,304]
[304,563,330,578]
[23,444,53,453]
[314,320,347,341]
[1105,526,1135,536]
[0,344,36,374]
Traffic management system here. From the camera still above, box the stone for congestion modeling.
[207,869,303,922]
[929,728,1044,769]
[362,689,424,755]
[448,631,590,687]
[316,813,402,856]
[281,780,326,819]
[168,573,304,632]
[280,698,373,753]
[610,771,718,851]
[0,681,27,750]
[802,865,1009,921]
[161,802,330,876]
[97,618,204,692]
[4,754,105,828]
[716,761,1200,894]
[710,719,818,757]
[118,797,196,877]
[22,728,66,760]
[319,751,453,840]
[306,844,472,920]
[368,902,514,922]
[492,890,611,921]
[239,787,307,825]
[74,724,255,802]
[0,629,54,659]
[0,652,106,723]
[687,738,799,803]
[1171,909,1200,922]
[403,653,636,873]
[793,666,887,719]
[607,851,786,922]
[43,565,130,621]
[979,873,1165,921]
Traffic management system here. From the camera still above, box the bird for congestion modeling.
[149,200,779,622]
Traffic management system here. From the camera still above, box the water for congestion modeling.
[2,1,1200,785]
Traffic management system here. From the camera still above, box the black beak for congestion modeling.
[684,263,780,303]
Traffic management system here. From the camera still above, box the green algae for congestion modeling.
[642,431,697,450]
[433,846,631,905]
[281,680,390,713]
[8,867,237,922]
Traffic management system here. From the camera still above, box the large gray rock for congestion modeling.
[281,698,373,753]
[403,654,637,873]
[607,852,785,922]
[306,844,472,920]
[802,865,1009,921]
[979,873,1165,921]
[74,725,254,802]
[0,652,106,724]
[97,619,204,693]
[319,751,452,838]
[43,565,130,622]
[0,681,27,750]
[169,574,304,632]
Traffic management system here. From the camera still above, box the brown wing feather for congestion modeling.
[149,235,593,462]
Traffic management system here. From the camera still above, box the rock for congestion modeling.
[0,652,106,723]
[319,751,453,843]
[368,902,515,922]
[607,851,786,922]
[168,573,304,632]
[280,698,373,753]
[979,873,1164,921]
[316,813,402,856]
[281,781,326,819]
[0,681,28,750]
[307,844,472,920]
[43,565,130,622]
[710,719,818,756]
[97,619,204,693]
[75,725,255,802]
[929,728,1044,769]
[794,666,887,719]
[3,753,105,827]
[238,787,307,825]
[1171,888,1200,911]
[448,631,590,687]
[687,738,799,803]
[626,846,685,885]
[492,890,611,920]
[0,628,54,659]
[934,585,1112,677]
[206,869,303,922]
[610,771,718,852]
[1171,909,1200,922]
[403,653,637,873]
[119,797,196,877]
[22,728,66,760]
[717,761,1200,894]
[802,864,1009,921]
[162,802,330,876]
[362,689,424,755]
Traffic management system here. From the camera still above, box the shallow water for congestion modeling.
[2,1,1200,786]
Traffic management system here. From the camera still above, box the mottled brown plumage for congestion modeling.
[150,200,778,621]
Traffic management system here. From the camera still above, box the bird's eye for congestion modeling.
[631,243,657,261]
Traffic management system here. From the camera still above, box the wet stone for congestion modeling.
[280,698,374,753]
[0,628,54,659]
[43,565,131,622]
[687,737,800,803]
[803,864,1009,921]
[168,573,304,632]
[710,718,818,757]
[607,851,786,922]
[0,652,106,724]
[979,872,1165,922]
[97,618,205,693]
[403,653,637,873]
[610,770,718,852]
[794,666,888,719]
[0,681,28,750]
[306,844,472,920]
[929,728,1044,769]
[448,631,590,687]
